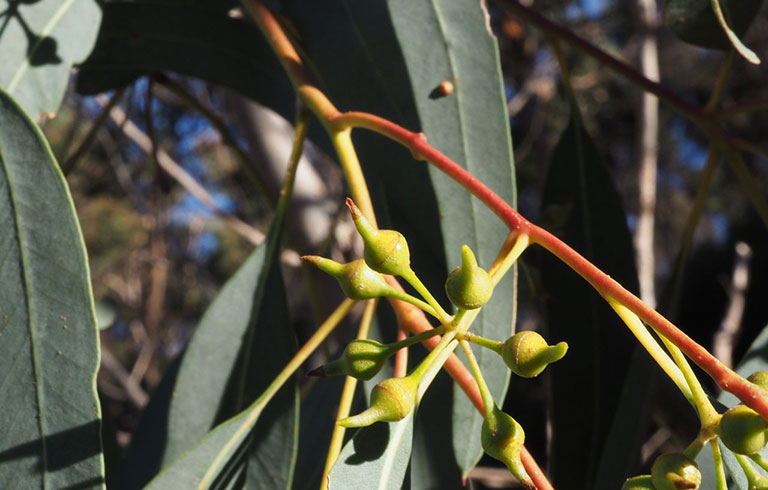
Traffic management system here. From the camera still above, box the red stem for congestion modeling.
[334,110,768,421]
[385,277,553,490]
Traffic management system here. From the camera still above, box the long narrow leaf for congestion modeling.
[0,87,104,488]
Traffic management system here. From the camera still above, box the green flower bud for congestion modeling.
[621,475,655,489]
[748,371,768,391]
[308,339,392,381]
[501,331,568,378]
[651,453,701,490]
[301,256,400,300]
[346,198,411,277]
[481,404,533,488]
[718,404,768,455]
[445,245,493,310]
[337,376,418,428]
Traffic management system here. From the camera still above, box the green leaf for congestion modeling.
[664,0,763,52]
[0,0,102,117]
[279,0,517,479]
[76,1,295,121]
[328,414,415,490]
[160,193,297,486]
[386,0,517,476]
[0,87,104,487]
[539,98,639,489]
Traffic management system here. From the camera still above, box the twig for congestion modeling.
[62,88,126,175]
[634,0,660,308]
[100,345,149,408]
[96,95,269,248]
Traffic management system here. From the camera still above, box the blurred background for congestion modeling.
[39,0,768,487]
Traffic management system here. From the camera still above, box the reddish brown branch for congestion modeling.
[384,277,553,490]
[333,110,768,422]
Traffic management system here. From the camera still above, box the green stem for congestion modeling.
[658,333,720,426]
[717,97,768,119]
[62,87,126,175]
[387,324,447,353]
[607,298,693,403]
[320,299,377,490]
[711,439,728,490]
[401,269,452,323]
[749,452,768,473]
[488,233,530,286]
[735,453,768,487]
[386,288,441,320]
[704,50,734,113]
[723,146,768,230]
[460,331,504,354]
[460,340,495,417]
[198,298,356,487]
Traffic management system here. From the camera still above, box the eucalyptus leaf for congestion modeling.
[386,0,518,476]
[0,0,102,117]
[664,0,763,52]
[161,171,297,487]
[76,1,294,122]
[328,414,415,490]
[0,87,104,487]
[540,97,639,489]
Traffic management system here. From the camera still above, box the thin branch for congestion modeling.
[96,95,269,249]
[635,0,660,308]
[62,88,126,175]
[100,345,149,408]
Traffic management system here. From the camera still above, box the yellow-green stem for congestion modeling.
[401,269,452,323]
[197,298,355,488]
[460,340,495,417]
[658,333,720,426]
[488,234,530,287]
[331,128,376,225]
[607,299,693,403]
[735,453,768,487]
[386,288,441,320]
[710,439,728,490]
[460,331,504,354]
[320,299,377,489]
[723,146,768,230]
[704,50,734,113]
[749,452,768,473]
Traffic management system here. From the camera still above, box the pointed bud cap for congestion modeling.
[337,376,418,428]
[302,256,401,300]
[308,339,392,381]
[621,475,655,490]
[651,453,701,490]
[481,404,532,488]
[346,198,411,277]
[501,331,568,378]
[445,245,493,310]
[719,404,768,455]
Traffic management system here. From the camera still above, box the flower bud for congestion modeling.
[621,475,655,490]
[651,453,701,490]
[481,404,533,488]
[346,198,411,277]
[301,256,400,300]
[748,371,768,391]
[308,339,392,381]
[445,245,493,310]
[718,404,768,455]
[501,331,568,378]
[337,376,418,428]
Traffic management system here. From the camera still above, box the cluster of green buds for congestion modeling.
[303,198,571,486]
[717,371,768,456]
